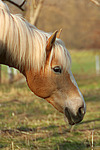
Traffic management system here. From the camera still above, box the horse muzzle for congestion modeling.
[64,99,86,125]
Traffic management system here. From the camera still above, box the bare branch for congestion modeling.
[90,0,100,6]
[31,0,44,25]
[2,0,26,11]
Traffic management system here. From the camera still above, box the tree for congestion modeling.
[90,0,100,6]
[25,0,44,25]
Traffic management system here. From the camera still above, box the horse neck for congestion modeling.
[0,23,26,75]
[0,46,25,75]
[0,5,26,75]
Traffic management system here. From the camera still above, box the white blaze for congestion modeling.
[68,69,86,111]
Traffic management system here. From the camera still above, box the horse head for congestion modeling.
[0,0,86,125]
[25,30,86,125]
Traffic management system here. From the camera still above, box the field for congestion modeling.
[0,50,100,150]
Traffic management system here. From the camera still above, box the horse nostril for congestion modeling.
[77,107,85,118]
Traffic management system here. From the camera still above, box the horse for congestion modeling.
[0,0,86,125]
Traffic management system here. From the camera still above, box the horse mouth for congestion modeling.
[64,107,83,125]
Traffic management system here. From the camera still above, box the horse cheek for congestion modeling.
[25,70,55,98]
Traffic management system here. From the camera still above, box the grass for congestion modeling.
[70,50,99,75]
[0,50,100,150]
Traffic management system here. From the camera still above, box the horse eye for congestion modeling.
[52,66,62,74]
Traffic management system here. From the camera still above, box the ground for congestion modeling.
[0,50,100,150]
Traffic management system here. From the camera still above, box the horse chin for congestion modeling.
[64,116,83,125]
[64,113,75,126]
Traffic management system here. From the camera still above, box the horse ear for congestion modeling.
[46,30,58,52]
[57,28,62,38]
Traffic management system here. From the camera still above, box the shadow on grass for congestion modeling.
[55,141,89,150]
[80,118,100,125]
[17,126,36,132]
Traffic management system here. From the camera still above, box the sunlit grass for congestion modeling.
[70,50,98,75]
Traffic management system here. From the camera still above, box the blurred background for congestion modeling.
[1,0,100,83]
[0,0,100,149]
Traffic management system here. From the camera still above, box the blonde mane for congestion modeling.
[0,0,71,72]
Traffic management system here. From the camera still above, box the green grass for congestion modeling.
[0,50,100,150]
[70,50,98,75]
